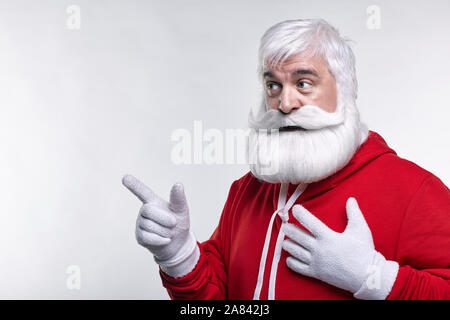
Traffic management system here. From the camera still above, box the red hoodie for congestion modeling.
[160,131,450,300]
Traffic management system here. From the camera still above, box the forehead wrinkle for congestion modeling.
[263,68,319,81]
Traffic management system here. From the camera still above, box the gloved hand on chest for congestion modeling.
[282,197,399,300]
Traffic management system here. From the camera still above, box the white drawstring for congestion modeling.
[253,182,307,300]
[252,206,284,300]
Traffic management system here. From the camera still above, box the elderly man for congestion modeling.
[123,19,450,300]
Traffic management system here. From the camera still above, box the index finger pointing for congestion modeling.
[122,174,157,204]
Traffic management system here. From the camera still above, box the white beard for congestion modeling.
[247,95,368,184]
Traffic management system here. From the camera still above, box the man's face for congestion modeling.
[263,53,338,116]
[249,52,366,184]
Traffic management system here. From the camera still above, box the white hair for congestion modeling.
[257,18,358,102]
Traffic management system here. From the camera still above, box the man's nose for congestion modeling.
[279,87,302,114]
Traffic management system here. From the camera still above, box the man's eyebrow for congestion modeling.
[291,68,319,78]
[263,71,275,79]
[263,69,319,79]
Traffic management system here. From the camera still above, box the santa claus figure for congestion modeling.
[123,19,450,300]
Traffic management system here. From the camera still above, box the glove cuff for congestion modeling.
[353,251,399,300]
[155,231,200,278]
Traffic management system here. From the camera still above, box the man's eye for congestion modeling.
[298,81,311,89]
[267,82,280,90]
[266,82,281,96]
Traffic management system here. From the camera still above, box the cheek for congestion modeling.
[316,84,337,112]
[327,88,338,112]
[266,97,280,110]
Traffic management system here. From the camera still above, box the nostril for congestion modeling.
[278,108,290,115]
[279,100,301,114]
[279,103,295,114]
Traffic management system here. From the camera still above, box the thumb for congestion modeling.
[169,182,188,214]
[344,197,373,243]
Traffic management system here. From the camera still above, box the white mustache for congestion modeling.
[248,105,345,130]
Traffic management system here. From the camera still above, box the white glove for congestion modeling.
[282,197,399,300]
[122,174,200,278]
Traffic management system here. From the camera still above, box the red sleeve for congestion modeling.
[387,174,450,300]
[159,180,240,300]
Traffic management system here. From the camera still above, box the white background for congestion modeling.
[0,0,448,299]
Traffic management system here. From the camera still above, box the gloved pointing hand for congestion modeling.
[122,174,199,278]
[282,197,399,300]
